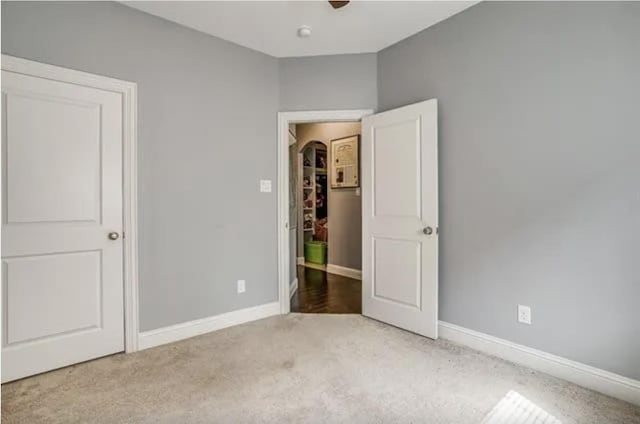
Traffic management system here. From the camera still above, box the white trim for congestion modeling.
[289,278,299,299]
[326,264,362,280]
[138,302,280,351]
[301,261,326,272]
[277,109,373,315]
[1,55,140,353]
[288,129,297,146]
[297,256,305,265]
[438,321,640,406]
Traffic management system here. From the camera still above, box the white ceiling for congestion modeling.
[123,1,478,58]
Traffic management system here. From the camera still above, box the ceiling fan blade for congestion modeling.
[328,1,350,9]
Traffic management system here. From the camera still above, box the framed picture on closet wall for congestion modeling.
[331,135,360,188]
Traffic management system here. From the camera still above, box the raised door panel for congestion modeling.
[372,119,421,220]
[5,93,101,224]
[372,237,421,309]
[3,251,102,346]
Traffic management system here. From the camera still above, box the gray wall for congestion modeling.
[279,54,377,111]
[296,123,362,270]
[2,1,280,332]
[378,1,640,380]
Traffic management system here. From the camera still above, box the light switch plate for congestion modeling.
[260,180,272,193]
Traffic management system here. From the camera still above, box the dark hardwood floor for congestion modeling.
[290,265,361,314]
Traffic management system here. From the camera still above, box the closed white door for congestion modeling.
[1,69,125,382]
[361,99,439,338]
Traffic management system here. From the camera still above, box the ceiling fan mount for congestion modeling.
[328,1,350,10]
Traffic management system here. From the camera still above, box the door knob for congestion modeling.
[108,232,120,240]
[423,227,433,235]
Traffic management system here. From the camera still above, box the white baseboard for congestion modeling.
[138,302,280,351]
[438,321,640,406]
[296,256,305,265]
[289,278,298,298]
[326,263,362,280]
[302,261,326,271]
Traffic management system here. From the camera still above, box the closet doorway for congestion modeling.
[287,119,366,314]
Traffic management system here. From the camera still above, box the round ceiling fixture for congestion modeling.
[297,25,312,38]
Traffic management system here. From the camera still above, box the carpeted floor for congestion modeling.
[2,314,639,424]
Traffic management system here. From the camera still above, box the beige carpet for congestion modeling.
[2,314,639,424]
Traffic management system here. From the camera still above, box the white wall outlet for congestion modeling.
[237,280,246,294]
[518,304,532,325]
[260,180,272,193]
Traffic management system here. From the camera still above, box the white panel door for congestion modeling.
[1,69,124,382]
[362,99,438,338]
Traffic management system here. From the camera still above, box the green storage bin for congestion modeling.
[305,241,327,264]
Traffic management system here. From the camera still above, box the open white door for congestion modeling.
[361,99,438,338]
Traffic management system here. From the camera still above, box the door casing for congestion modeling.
[1,55,140,353]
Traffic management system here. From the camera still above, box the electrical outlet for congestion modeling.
[237,280,246,294]
[518,304,532,325]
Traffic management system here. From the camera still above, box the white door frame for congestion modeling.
[277,109,373,314]
[1,55,140,352]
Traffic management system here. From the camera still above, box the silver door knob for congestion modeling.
[423,227,433,235]
[108,232,120,240]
